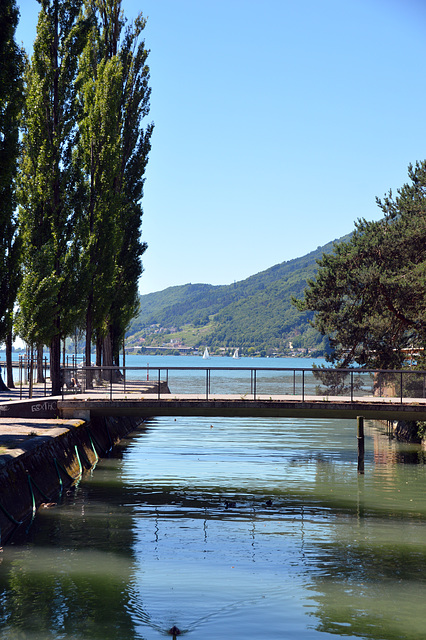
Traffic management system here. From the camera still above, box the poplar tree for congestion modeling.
[18,0,87,394]
[0,0,24,390]
[76,0,153,375]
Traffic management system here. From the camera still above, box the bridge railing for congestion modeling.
[60,365,426,403]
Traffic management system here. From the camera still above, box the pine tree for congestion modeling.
[294,161,426,369]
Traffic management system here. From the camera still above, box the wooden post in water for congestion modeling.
[357,415,365,474]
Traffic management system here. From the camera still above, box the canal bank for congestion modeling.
[0,410,148,545]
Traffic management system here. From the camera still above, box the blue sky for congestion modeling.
[15,0,426,295]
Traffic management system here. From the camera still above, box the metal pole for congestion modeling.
[293,370,296,395]
[206,369,209,400]
[110,368,113,401]
[400,371,403,404]
[158,368,161,399]
[253,369,256,400]
[302,370,305,402]
[357,415,365,474]
[351,371,353,402]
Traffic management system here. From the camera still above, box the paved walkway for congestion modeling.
[0,387,80,464]
[0,416,82,465]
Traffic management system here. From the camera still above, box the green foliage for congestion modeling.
[416,421,426,440]
[295,161,426,369]
[18,0,91,392]
[127,238,348,352]
[75,0,152,365]
[0,0,24,343]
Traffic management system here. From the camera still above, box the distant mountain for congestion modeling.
[126,234,351,356]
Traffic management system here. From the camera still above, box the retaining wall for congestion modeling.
[0,415,147,545]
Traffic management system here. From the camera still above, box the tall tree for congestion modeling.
[0,0,24,390]
[18,0,87,394]
[294,161,426,369]
[76,0,153,376]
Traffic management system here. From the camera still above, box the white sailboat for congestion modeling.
[233,348,239,359]
[203,347,210,359]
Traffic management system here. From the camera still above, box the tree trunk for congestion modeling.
[28,345,35,398]
[0,369,8,391]
[85,302,93,389]
[5,331,14,388]
[96,333,102,367]
[37,343,45,383]
[50,333,61,395]
[102,330,113,381]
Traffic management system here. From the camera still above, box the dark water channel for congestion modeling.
[0,415,426,640]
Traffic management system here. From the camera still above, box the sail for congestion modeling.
[203,347,210,359]
[233,348,239,359]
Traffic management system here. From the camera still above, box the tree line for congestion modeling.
[0,0,153,393]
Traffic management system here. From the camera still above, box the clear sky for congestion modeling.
[15,0,426,295]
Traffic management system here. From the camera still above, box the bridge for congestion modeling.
[2,364,425,478]
[57,395,426,422]
[3,364,426,423]
[53,364,426,423]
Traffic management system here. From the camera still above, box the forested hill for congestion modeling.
[126,234,351,355]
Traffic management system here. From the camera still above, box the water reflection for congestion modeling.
[0,416,425,639]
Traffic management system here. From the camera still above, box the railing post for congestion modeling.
[206,369,209,400]
[351,371,353,402]
[293,370,296,395]
[158,368,161,399]
[357,415,365,474]
[110,367,113,401]
[400,371,403,404]
[302,370,305,402]
[253,369,257,400]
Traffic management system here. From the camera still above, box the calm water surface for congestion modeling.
[0,358,426,639]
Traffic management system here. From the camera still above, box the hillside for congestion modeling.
[126,234,351,356]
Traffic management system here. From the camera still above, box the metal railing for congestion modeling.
[60,365,426,403]
[0,356,51,399]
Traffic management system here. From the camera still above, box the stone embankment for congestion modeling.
[0,381,169,545]
[386,419,422,442]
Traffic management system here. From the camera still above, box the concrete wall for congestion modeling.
[0,415,146,545]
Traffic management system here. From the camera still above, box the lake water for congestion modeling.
[0,356,426,639]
